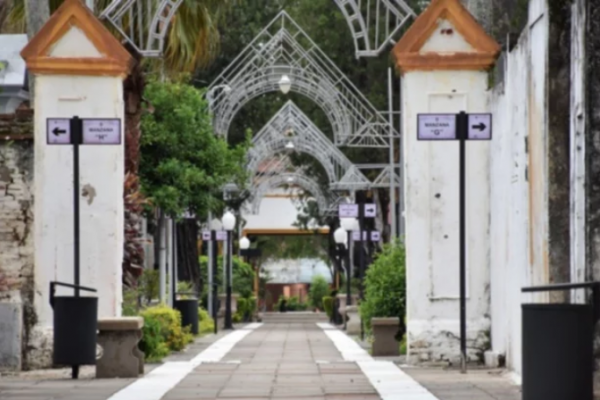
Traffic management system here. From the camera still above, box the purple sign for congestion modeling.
[417,114,456,140]
[202,231,211,241]
[468,114,492,140]
[46,118,71,145]
[339,204,359,218]
[82,119,121,145]
[215,231,227,241]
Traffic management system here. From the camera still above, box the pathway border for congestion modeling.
[107,323,263,400]
[318,322,440,400]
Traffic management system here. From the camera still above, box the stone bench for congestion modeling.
[344,305,362,335]
[96,317,144,379]
[371,317,400,356]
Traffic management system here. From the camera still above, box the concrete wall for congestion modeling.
[487,0,575,377]
[0,111,35,371]
[487,23,538,376]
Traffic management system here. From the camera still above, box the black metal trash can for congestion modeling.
[53,296,98,366]
[175,298,199,335]
[522,303,594,400]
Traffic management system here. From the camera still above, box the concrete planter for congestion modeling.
[336,294,359,311]
[345,305,361,335]
[217,293,238,317]
[371,317,400,356]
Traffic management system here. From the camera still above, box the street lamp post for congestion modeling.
[340,217,358,307]
[239,236,260,318]
[334,226,350,312]
[209,217,222,335]
[222,211,236,330]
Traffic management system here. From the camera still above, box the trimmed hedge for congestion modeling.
[139,304,194,361]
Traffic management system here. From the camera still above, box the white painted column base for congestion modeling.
[407,318,490,364]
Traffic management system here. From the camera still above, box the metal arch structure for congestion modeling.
[249,173,330,215]
[97,1,414,59]
[100,0,183,57]
[247,101,371,190]
[247,155,342,216]
[208,12,399,148]
[334,0,416,58]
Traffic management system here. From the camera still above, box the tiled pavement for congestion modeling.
[0,329,232,400]
[0,322,522,400]
[164,323,380,400]
[404,368,521,400]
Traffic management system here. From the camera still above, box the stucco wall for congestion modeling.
[402,69,491,364]
[487,0,566,377]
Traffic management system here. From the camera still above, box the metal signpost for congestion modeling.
[46,116,121,379]
[47,117,121,296]
[417,111,492,373]
[202,230,227,334]
[338,202,377,340]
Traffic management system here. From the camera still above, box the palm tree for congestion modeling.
[5,0,235,286]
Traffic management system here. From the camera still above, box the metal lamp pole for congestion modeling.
[222,211,236,330]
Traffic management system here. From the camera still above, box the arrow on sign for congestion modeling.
[52,127,67,136]
[471,123,486,132]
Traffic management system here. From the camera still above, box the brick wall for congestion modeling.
[0,110,34,371]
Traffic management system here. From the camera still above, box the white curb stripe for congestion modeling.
[318,322,440,400]
[107,323,263,400]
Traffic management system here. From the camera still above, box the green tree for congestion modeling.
[359,240,406,335]
[140,78,249,218]
[199,255,255,299]
[308,275,329,311]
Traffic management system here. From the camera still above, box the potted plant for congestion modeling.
[360,241,406,356]
[174,281,199,335]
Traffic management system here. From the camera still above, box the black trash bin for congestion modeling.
[522,283,599,400]
[174,297,199,335]
[50,282,98,379]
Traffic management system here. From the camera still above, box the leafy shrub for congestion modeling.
[139,315,170,362]
[309,275,329,310]
[232,312,242,323]
[199,255,256,298]
[359,240,406,336]
[322,296,334,320]
[140,269,159,304]
[237,297,257,321]
[198,307,214,334]
[122,287,140,316]
[177,281,195,299]
[140,304,193,352]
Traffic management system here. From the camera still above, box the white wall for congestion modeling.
[33,75,125,330]
[488,0,549,376]
[402,67,491,363]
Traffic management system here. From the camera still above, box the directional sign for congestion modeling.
[352,231,367,241]
[82,119,121,145]
[339,204,359,218]
[202,231,211,241]
[417,114,456,140]
[47,118,71,145]
[468,114,492,140]
[371,231,381,242]
[215,231,227,241]
[364,204,377,218]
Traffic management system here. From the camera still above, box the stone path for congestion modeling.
[404,368,521,400]
[164,323,380,400]
[0,322,523,400]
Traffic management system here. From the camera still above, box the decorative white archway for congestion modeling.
[208,12,400,148]
[99,0,415,58]
[248,101,371,189]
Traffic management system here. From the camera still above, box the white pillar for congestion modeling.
[392,0,500,364]
[20,0,133,359]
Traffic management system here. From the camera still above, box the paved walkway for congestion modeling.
[165,323,379,400]
[0,322,521,400]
